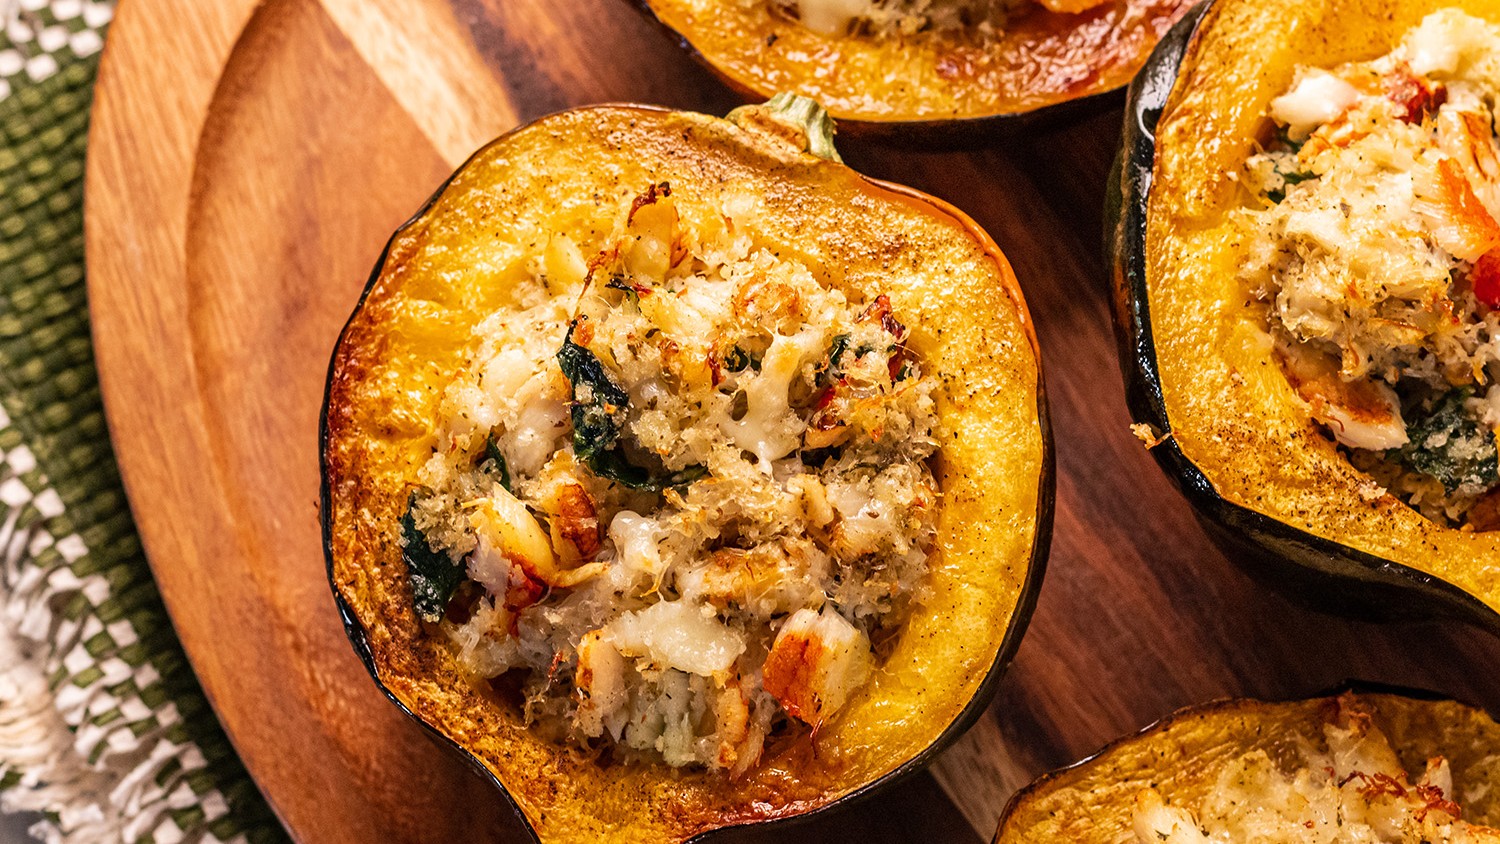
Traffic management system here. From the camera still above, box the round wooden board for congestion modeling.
[84,0,1500,841]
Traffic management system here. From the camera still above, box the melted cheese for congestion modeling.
[1269,69,1360,139]
[606,600,746,680]
[721,328,824,466]
[796,0,875,34]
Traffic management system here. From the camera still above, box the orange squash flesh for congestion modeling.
[635,0,1196,128]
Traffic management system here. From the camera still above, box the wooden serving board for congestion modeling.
[83,1,1500,841]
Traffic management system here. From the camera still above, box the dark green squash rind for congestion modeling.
[1106,2,1500,630]
[320,102,1055,842]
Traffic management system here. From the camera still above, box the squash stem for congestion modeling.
[728,93,843,163]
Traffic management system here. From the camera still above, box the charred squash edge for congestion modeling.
[1106,3,1500,630]
[991,680,1492,842]
[319,102,1055,841]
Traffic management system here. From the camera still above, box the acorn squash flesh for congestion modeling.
[321,99,1052,842]
[995,689,1500,841]
[1109,0,1500,629]
[633,0,1197,133]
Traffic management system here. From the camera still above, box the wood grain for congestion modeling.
[84,1,1500,842]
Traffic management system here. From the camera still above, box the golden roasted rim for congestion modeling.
[321,103,1049,843]
[637,0,1196,124]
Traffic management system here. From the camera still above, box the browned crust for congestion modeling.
[550,485,602,562]
[761,626,822,724]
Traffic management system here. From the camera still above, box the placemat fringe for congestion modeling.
[0,4,286,837]
[0,622,116,842]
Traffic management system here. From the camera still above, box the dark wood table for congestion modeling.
[84,0,1500,840]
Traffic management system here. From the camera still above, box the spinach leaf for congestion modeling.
[483,433,511,492]
[1267,168,1315,204]
[828,334,852,369]
[818,334,853,387]
[402,495,464,623]
[557,322,705,492]
[557,324,633,472]
[1400,392,1499,493]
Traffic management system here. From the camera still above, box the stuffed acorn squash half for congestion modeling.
[633,0,1195,135]
[1112,0,1500,627]
[995,688,1500,841]
[320,96,1052,842]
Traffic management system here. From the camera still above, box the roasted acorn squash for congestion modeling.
[1110,0,1500,628]
[995,687,1500,840]
[320,97,1052,842]
[633,0,1196,135]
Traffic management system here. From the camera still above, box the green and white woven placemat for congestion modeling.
[0,2,285,841]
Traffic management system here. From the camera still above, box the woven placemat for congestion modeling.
[0,2,285,841]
